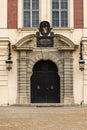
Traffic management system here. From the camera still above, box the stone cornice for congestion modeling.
[0,37,10,42]
[81,37,87,41]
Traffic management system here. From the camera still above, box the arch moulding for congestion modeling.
[14,33,77,104]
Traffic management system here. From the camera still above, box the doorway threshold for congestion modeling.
[12,103,77,107]
[31,103,64,107]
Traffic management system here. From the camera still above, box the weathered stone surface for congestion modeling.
[0,106,87,130]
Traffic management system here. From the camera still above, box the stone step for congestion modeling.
[12,103,79,107]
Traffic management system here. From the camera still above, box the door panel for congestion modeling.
[31,60,60,103]
[31,72,60,103]
[31,73,46,103]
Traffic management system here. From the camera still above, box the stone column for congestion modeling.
[17,51,28,104]
[63,57,74,104]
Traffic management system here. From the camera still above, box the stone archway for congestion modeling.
[13,34,77,104]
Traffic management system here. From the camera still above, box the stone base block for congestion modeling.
[64,96,74,104]
[16,96,29,104]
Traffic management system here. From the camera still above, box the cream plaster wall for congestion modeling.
[73,48,84,104]
[18,0,23,28]
[3,28,83,46]
[83,0,87,28]
[7,50,17,105]
[0,0,7,28]
[69,0,74,28]
[0,41,9,106]
[0,40,18,105]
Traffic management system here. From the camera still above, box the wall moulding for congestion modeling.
[81,37,87,42]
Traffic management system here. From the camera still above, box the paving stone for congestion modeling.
[0,106,87,130]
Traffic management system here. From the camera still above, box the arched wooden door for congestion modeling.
[31,60,60,103]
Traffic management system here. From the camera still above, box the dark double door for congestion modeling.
[31,60,60,103]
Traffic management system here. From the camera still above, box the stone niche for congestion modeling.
[13,34,77,105]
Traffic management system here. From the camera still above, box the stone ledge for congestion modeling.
[82,37,87,41]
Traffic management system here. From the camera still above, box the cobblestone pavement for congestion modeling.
[0,105,87,130]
